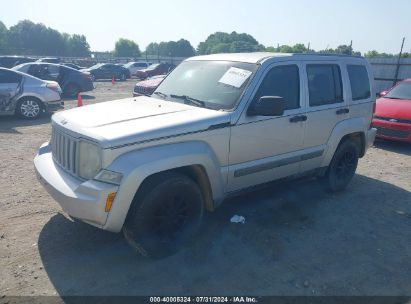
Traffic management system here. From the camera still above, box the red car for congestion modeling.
[372,78,411,142]
[133,75,166,97]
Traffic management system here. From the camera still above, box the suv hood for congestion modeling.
[375,97,411,120]
[52,96,230,148]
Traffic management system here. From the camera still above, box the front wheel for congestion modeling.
[16,97,43,119]
[321,139,359,192]
[123,172,203,258]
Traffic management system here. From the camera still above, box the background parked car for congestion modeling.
[62,63,86,70]
[133,75,166,97]
[0,67,62,119]
[13,63,94,97]
[36,57,60,63]
[372,78,411,142]
[135,63,175,79]
[81,63,130,81]
[123,62,151,76]
[0,56,36,68]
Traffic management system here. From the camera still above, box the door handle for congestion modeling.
[289,115,307,123]
[336,108,349,115]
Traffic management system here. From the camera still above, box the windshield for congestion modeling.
[385,82,411,100]
[12,64,29,73]
[153,60,258,110]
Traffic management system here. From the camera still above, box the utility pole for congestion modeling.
[349,40,353,55]
[307,42,310,53]
[393,37,405,86]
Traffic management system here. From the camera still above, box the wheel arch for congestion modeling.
[15,95,46,114]
[103,141,225,232]
[321,117,368,168]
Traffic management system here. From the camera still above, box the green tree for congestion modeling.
[0,21,8,54]
[114,38,141,57]
[5,20,90,56]
[145,39,195,57]
[67,34,90,57]
[197,31,264,55]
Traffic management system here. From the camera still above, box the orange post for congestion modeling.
[112,76,116,85]
[77,93,83,107]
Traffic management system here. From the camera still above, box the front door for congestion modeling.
[228,62,307,192]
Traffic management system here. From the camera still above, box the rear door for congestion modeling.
[0,70,23,113]
[300,61,349,172]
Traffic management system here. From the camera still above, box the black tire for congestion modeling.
[63,83,80,97]
[123,172,204,258]
[321,139,359,192]
[16,97,43,119]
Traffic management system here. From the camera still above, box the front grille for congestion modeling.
[376,127,410,139]
[134,85,154,96]
[51,126,78,175]
[374,116,411,124]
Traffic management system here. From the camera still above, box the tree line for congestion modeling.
[0,20,409,59]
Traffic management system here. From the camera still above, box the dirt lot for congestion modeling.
[0,79,410,298]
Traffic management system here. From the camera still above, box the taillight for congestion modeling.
[46,83,61,93]
[82,73,91,80]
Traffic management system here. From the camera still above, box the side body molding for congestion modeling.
[103,141,226,232]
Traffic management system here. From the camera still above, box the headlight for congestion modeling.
[95,169,123,185]
[78,141,101,180]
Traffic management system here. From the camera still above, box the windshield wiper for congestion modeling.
[385,96,403,99]
[153,91,168,99]
[170,94,206,108]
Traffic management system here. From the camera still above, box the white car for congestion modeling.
[34,53,376,257]
[0,68,62,119]
[123,62,151,76]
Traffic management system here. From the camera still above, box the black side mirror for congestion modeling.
[247,96,285,116]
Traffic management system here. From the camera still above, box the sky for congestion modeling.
[1,0,410,54]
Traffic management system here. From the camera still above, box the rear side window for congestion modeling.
[307,64,343,106]
[255,65,300,110]
[347,65,371,100]
[0,70,22,83]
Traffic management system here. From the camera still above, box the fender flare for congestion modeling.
[321,117,367,167]
[103,140,225,232]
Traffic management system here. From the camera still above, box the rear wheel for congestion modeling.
[16,97,43,119]
[123,172,204,258]
[321,139,359,192]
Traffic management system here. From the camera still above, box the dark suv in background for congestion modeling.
[135,63,176,79]
[13,62,94,97]
[81,63,130,81]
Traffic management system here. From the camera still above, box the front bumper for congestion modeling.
[34,142,119,230]
[372,119,411,142]
[366,127,377,149]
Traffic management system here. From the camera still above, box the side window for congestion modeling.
[46,65,60,80]
[254,65,300,110]
[347,65,370,101]
[0,70,22,84]
[307,64,343,106]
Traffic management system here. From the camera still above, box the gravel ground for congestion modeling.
[0,79,410,298]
